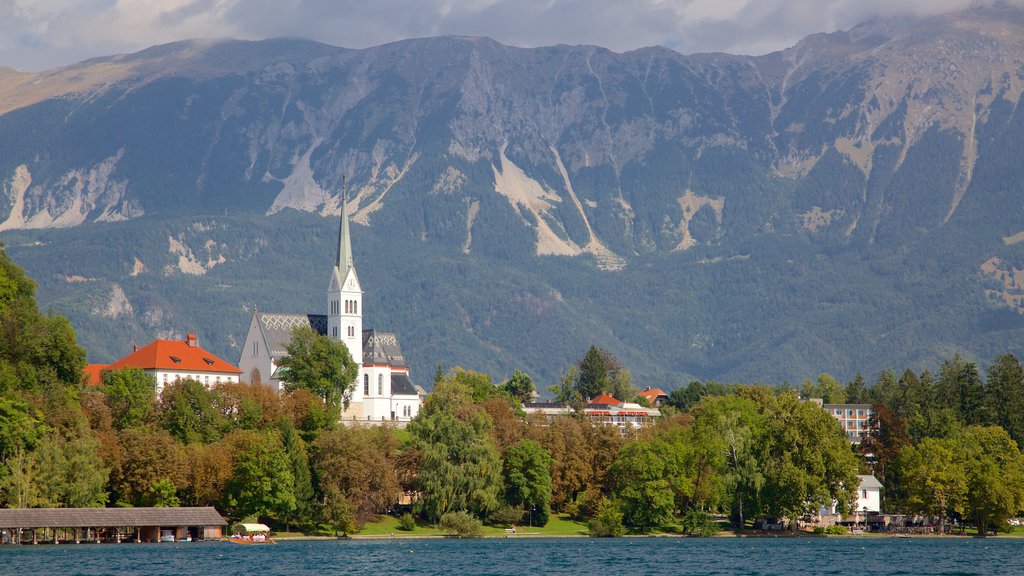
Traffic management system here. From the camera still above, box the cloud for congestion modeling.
[1,0,1023,71]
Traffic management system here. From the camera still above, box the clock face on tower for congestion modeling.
[348,279,355,289]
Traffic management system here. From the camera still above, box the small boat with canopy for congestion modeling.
[228,523,275,545]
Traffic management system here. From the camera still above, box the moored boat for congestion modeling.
[228,523,275,545]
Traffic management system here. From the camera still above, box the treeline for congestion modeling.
[1,242,1023,536]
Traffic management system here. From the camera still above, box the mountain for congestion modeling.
[3,5,1024,388]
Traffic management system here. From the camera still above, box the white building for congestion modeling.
[238,193,422,425]
[86,333,241,394]
[523,392,660,432]
[855,474,882,513]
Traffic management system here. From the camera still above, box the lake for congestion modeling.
[0,536,1017,575]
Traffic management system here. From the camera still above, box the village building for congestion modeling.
[0,507,226,544]
[638,386,670,407]
[84,333,241,394]
[523,392,660,431]
[237,194,422,425]
[822,402,873,443]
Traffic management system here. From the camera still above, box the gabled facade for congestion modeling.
[90,333,241,394]
[523,393,661,432]
[238,192,422,425]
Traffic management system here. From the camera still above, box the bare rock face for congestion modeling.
[7,6,1024,383]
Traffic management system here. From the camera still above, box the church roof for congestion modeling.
[256,313,327,358]
[362,330,407,367]
[103,334,241,375]
[336,189,354,276]
[392,373,418,396]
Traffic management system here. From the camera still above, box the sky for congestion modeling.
[1,0,1020,72]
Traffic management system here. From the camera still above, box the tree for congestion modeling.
[984,354,1024,447]
[752,389,859,522]
[937,355,985,425]
[101,368,156,430]
[311,427,400,525]
[160,378,224,444]
[527,416,591,511]
[280,419,314,530]
[277,325,358,414]
[502,440,554,526]
[588,497,625,537]
[180,440,234,507]
[816,373,846,404]
[844,373,868,404]
[690,394,764,529]
[895,437,966,534]
[958,425,1024,536]
[321,483,354,537]
[1,450,40,508]
[0,396,47,459]
[408,378,501,523]
[607,439,683,530]
[144,478,181,507]
[224,430,296,522]
[33,433,109,508]
[501,369,535,404]
[575,345,620,401]
[110,428,185,507]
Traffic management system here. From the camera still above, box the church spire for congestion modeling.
[336,179,354,274]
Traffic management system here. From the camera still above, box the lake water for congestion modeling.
[0,536,1018,575]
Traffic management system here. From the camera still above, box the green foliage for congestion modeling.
[814,524,847,535]
[397,512,416,531]
[101,368,155,430]
[608,439,686,530]
[502,439,553,526]
[321,483,354,537]
[958,425,1024,536]
[144,478,181,507]
[278,325,358,414]
[159,378,224,444]
[575,346,620,401]
[32,433,109,508]
[409,377,502,522]
[588,498,625,537]
[224,430,296,521]
[679,508,719,537]
[439,510,483,537]
[487,505,525,527]
[0,396,47,459]
[501,369,535,404]
[280,419,314,528]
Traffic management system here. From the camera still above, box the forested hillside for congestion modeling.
[3,5,1024,385]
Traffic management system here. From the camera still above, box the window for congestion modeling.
[354,301,358,314]
[348,326,354,337]
[378,374,383,395]
[252,341,258,356]
[332,326,338,338]
[364,374,369,396]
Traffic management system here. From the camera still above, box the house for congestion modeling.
[523,393,660,431]
[238,192,422,425]
[638,386,670,407]
[855,474,882,513]
[86,333,241,394]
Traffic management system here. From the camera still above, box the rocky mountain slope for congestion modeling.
[3,5,1024,387]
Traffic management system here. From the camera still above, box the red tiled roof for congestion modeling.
[639,387,669,403]
[105,336,241,375]
[590,392,621,406]
[83,364,108,387]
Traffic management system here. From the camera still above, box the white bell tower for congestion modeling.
[327,187,363,367]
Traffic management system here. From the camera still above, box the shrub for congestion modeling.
[588,498,625,537]
[397,513,416,532]
[439,511,483,538]
[825,525,847,535]
[488,506,524,527]
[680,509,718,537]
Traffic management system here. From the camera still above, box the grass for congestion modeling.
[352,513,590,538]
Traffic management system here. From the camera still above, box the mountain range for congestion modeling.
[3,4,1024,388]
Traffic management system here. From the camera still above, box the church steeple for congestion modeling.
[336,182,354,275]
[327,179,362,367]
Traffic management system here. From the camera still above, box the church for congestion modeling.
[237,195,423,425]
